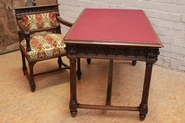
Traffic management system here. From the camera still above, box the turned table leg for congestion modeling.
[69,59,78,117]
[106,60,113,105]
[139,62,154,121]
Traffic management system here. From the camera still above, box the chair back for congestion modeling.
[14,4,61,34]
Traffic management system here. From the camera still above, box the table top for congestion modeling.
[64,8,163,47]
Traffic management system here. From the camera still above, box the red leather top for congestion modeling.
[65,8,160,44]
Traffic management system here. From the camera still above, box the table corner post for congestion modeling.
[69,58,78,117]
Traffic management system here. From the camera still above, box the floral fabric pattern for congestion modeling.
[21,12,59,30]
[21,34,66,60]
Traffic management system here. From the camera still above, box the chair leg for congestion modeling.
[132,60,137,66]
[29,62,36,92]
[86,58,91,64]
[58,57,70,68]
[20,50,27,75]
[20,50,35,92]
[58,57,62,68]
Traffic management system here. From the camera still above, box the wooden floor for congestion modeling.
[0,51,185,123]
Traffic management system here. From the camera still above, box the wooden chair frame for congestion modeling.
[14,4,73,92]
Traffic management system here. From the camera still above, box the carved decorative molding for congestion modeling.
[66,44,159,61]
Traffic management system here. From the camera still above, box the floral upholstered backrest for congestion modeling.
[21,12,59,30]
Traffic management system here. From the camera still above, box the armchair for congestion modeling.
[14,4,72,92]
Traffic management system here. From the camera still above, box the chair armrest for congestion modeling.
[57,16,73,27]
[17,22,30,34]
[17,22,31,52]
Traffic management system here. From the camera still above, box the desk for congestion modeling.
[63,8,163,121]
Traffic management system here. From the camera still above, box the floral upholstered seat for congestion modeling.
[20,12,67,60]
[21,12,66,60]
[20,33,66,60]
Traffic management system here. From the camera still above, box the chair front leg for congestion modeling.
[58,57,62,68]
[29,62,36,92]
[20,50,27,75]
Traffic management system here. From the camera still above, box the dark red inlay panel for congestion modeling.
[66,8,158,43]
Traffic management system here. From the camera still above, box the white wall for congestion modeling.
[58,0,185,72]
